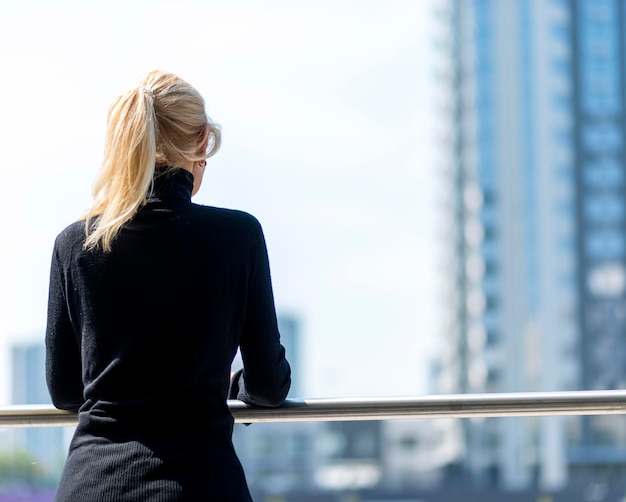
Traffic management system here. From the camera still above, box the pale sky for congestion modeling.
[0,0,441,404]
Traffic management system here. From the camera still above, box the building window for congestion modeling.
[583,123,622,153]
[584,195,624,223]
[581,0,615,25]
[583,93,621,115]
[584,160,623,187]
[587,263,626,297]
[580,54,620,114]
[586,231,625,260]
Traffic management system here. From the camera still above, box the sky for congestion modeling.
[0,0,441,404]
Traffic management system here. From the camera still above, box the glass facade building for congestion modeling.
[439,0,626,490]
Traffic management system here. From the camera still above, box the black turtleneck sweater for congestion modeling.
[45,168,290,501]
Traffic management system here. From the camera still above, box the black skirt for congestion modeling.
[54,426,253,502]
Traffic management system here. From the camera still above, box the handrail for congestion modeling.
[3,390,626,428]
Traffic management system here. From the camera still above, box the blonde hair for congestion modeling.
[83,70,221,252]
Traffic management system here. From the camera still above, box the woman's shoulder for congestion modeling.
[53,220,87,250]
[191,205,264,236]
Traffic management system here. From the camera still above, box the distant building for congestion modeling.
[277,314,302,399]
[438,0,626,491]
[11,342,65,474]
[234,421,325,496]
[381,418,464,491]
[314,421,383,492]
[232,312,315,492]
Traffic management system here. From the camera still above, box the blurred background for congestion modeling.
[2,0,626,501]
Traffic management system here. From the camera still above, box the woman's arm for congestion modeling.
[45,245,84,412]
[231,220,291,407]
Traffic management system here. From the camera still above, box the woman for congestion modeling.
[45,70,291,501]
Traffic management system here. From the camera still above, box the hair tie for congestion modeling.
[138,86,153,98]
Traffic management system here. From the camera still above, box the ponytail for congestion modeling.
[83,87,157,251]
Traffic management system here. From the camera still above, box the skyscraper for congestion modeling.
[439,0,626,491]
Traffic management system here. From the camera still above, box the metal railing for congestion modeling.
[3,390,626,428]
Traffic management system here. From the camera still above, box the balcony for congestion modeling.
[3,391,626,501]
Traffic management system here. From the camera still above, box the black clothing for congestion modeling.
[46,168,291,501]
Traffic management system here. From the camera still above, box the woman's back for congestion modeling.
[46,72,290,501]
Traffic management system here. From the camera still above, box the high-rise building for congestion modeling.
[438,0,626,491]
[11,342,65,475]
